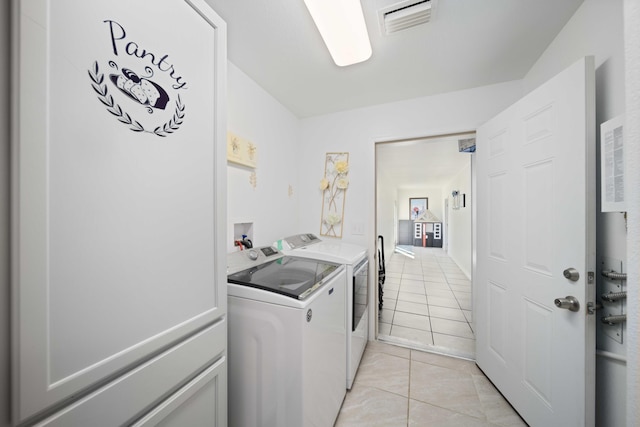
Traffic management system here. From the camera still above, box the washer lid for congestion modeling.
[227,256,340,300]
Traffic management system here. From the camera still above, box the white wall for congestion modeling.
[226,62,301,251]
[298,80,523,252]
[624,1,640,424]
[1,1,9,425]
[397,187,444,222]
[442,162,472,278]
[299,81,522,339]
[522,1,627,425]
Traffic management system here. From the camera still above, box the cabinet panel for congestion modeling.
[32,323,226,427]
[134,356,226,427]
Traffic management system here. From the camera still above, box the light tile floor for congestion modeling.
[378,246,475,359]
[335,341,527,426]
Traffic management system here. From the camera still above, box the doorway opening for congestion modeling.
[375,132,475,359]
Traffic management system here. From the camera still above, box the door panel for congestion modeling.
[475,57,596,427]
[522,299,553,405]
[134,356,227,427]
[487,282,507,362]
[30,325,225,427]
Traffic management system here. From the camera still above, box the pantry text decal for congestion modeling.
[88,20,187,137]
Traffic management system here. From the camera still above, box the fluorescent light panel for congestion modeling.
[303,0,372,67]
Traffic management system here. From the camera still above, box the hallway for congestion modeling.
[378,246,474,359]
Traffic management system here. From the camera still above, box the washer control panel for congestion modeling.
[227,245,283,274]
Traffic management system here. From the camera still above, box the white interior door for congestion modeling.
[475,57,596,427]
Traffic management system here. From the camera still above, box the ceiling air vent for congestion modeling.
[379,0,435,35]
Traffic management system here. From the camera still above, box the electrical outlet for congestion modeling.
[352,221,364,235]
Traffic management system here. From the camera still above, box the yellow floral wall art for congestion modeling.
[320,152,349,237]
[227,131,257,168]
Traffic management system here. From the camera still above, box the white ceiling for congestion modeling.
[205,0,583,118]
[204,0,583,189]
[376,134,474,190]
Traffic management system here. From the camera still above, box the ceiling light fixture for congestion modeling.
[303,0,372,67]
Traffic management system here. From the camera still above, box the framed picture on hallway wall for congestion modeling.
[409,198,428,220]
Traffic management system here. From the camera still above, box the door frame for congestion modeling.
[372,130,476,349]
[443,198,449,252]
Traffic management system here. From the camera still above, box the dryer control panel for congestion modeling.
[276,233,322,250]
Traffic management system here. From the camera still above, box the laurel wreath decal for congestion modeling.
[88,61,185,137]
[154,95,185,137]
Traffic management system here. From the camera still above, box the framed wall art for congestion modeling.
[409,198,428,220]
[320,152,349,237]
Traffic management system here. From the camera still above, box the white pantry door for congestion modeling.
[475,57,596,427]
[13,0,227,424]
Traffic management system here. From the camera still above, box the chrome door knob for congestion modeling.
[554,296,580,312]
[563,268,580,281]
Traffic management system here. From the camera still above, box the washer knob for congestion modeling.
[247,249,259,261]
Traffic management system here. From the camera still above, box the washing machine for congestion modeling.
[275,233,368,389]
[226,246,346,427]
